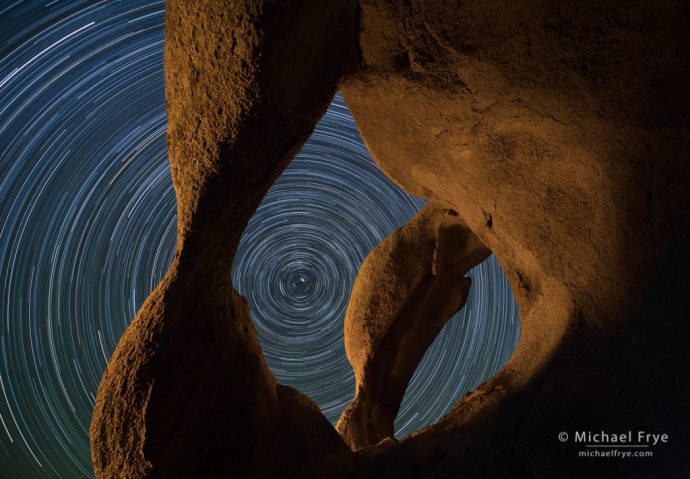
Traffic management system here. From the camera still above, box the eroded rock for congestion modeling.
[90,1,360,477]
[341,0,690,476]
[90,0,690,477]
[337,206,490,449]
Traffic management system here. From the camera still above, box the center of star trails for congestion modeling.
[287,269,315,297]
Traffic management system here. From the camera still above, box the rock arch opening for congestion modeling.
[232,93,521,445]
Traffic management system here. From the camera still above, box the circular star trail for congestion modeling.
[0,2,521,478]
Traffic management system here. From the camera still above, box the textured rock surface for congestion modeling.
[337,206,489,449]
[90,0,690,477]
[341,0,690,477]
[90,1,360,477]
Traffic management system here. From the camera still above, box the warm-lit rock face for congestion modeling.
[89,1,360,477]
[341,0,690,477]
[337,206,489,450]
[91,0,690,477]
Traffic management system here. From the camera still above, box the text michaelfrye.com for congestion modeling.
[558,430,669,459]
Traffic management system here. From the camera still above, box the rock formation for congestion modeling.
[91,0,690,477]
[337,206,489,450]
[90,1,361,477]
[341,1,690,477]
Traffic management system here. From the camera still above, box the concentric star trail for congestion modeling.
[0,2,520,477]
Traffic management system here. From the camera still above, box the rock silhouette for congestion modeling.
[91,0,690,477]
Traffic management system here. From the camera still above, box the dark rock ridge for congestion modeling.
[91,0,690,477]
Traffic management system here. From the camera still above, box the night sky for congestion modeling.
[0,2,520,477]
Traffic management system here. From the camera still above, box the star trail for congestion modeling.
[0,2,520,477]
